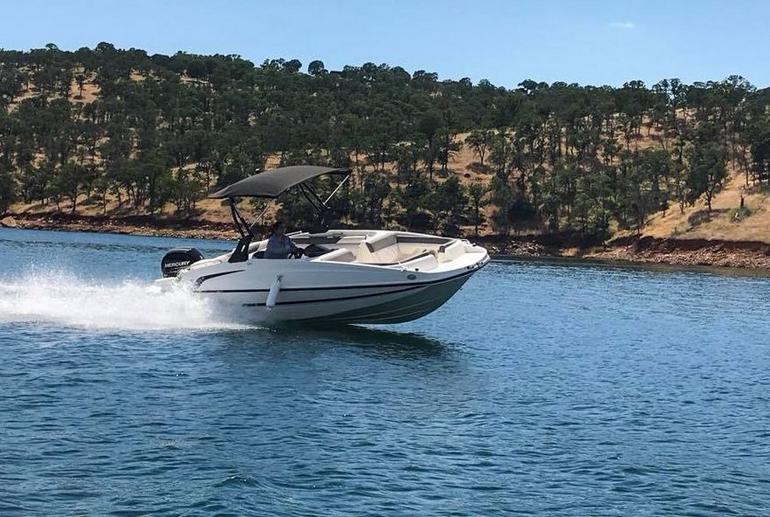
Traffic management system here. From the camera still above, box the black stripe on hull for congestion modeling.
[241,285,424,307]
[193,269,244,289]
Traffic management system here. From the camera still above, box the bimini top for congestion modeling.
[209,165,350,199]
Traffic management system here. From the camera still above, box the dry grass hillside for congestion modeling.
[634,166,770,243]
[6,71,770,245]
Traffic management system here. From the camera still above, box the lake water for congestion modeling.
[0,228,769,516]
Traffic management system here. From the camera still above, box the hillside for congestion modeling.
[3,44,770,268]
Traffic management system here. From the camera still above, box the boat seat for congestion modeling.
[315,248,355,262]
[437,239,464,262]
[357,233,402,264]
[364,232,398,253]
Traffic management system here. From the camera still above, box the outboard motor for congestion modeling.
[161,248,204,277]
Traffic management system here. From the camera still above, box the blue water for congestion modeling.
[0,228,769,516]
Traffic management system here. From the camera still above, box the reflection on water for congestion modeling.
[291,324,448,354]
[214,324,451,362]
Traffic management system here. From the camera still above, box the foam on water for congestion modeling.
[0,270,251,331]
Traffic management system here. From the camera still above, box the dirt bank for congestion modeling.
[1,212,238,240]
[466,234,770,270]
[583,236,770,269]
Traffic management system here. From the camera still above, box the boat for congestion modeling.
[155,165,489,324]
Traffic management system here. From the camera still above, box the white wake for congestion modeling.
[0,271,250,331]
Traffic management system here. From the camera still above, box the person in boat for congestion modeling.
[264,221,302,259]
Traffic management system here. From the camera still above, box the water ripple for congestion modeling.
[0,229,769,515]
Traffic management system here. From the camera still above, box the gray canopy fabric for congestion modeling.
[209,165,350,199]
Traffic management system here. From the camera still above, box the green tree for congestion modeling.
[428,175,467,235]
[687,140,727,212]
[56,162,85,213]
[307,60,326,76]
[465,129,494,168]
[172,168,207,216]
[418,111,442,181]
[0,167,15,214]
[467,182,489,236]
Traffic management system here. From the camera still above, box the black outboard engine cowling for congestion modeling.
[161,248,204,277]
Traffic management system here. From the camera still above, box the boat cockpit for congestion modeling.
[184,229,472,274]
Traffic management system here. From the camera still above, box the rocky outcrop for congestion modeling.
[588,236,770,269]
[0,216,18,228]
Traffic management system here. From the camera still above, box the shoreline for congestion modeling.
[581,236,770,270]
[1,213,238,241]
[4,213,770,271]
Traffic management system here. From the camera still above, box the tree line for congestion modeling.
[1,43,770,240]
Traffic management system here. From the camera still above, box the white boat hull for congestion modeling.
[159,230,489,325]
[214,267,481,325]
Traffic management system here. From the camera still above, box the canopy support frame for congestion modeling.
[227,198,255,263]
[223,170,353,260]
